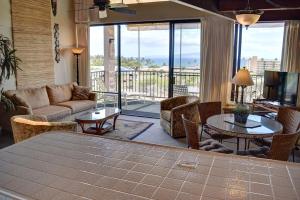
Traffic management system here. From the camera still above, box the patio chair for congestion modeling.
[160,96,199,138]
[198,101,234,142]
[181,114,233,154]
[238,131,300,161]
[11,115,77,143]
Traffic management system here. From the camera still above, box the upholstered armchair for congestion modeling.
[160,96,199,138]
[11,115,77,143]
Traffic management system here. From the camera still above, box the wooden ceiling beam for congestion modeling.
[218,0,300,12]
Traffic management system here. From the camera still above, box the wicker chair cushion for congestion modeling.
[199,139,233,154]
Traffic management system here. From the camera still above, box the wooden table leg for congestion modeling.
[113,114,119,130]
[237,137,240,152]
[78,122,85,133]
[244,138,247,150]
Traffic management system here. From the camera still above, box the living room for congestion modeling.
[0,0,300,199]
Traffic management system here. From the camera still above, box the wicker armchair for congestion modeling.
[160,96,199,138]
[181,114,233,154]
[198,101,234,142]
[251,107,300,147]
[11,115,77,143]
[239,131,300,161]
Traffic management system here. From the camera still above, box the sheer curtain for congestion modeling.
[281,21,300,73]
[74,0,93,86]
[199,16,234,105]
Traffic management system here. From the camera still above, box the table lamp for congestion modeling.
[72,47,85,85]
[232,67,254,104]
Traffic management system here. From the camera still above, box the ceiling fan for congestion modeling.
[90,0,136,19]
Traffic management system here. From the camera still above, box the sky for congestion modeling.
[90,23,284,60]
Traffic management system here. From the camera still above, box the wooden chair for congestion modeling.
[198,101,234,142]
[181,114,233,154]
[239,131,300,161]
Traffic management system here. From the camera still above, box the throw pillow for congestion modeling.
[72,86,90,100]
[11,94,31,108]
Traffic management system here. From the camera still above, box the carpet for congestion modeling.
[81,119,153,141]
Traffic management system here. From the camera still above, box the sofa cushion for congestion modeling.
[72,86,91,100]
[10,94,31,108]
[5,87,50,109]
[32,105,72,121]
[161,110,171,122]
[57,100,96,114]
[46,83,75,104]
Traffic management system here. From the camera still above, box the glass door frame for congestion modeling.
[90,19,201,117]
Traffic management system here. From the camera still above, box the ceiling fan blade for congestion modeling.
[265,0,281,8]
[109,7,136,15]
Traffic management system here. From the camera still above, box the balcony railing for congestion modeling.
[91,70,265,102]
[91,69,200,99]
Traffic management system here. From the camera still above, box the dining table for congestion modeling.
[207,114,283,152]
[0,131,299,200]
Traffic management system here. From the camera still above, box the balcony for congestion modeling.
[91,69,265,113]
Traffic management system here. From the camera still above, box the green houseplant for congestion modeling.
[233,104,251,124]
[0,34,21,111]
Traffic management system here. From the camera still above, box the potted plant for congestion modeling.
[0,34,21,111]
[233,104,250,124]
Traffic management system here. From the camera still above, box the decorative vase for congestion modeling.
[234,113,249,124]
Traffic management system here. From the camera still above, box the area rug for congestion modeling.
[80,119,153,141]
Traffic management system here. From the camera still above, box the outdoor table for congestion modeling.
[0,131,299,200]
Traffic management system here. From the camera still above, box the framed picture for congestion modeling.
[51,0,57,16]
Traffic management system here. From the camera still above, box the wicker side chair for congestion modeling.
[198,101,234,142]
[251,107,300,147]
[181,114,233,154]
[239,132,299,161]
[11,115,77,143]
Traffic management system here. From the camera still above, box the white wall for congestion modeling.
[0,0,16,90]
[52,0,76,85]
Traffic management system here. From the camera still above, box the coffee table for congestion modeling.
[75,108,121,135]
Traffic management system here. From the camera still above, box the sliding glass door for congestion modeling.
[90,25,119,108]
[172,22,201,97]
[120,23,170,116]
[89,20,201,117]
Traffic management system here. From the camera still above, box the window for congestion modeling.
[240,23,284,102]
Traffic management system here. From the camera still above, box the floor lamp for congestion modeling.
[72,47,85,85]
[232,67,254,104]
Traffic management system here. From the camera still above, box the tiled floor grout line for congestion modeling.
[286,165,300,200]
[149,151,181,199]
[0,152,154,200]
[199,155,215,200]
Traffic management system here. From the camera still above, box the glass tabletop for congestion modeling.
[207,114,283,138]
[76,108,121,122]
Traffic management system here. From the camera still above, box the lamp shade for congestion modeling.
[232,68,254,86]
[235,13,261,26]
[72,47,85,55]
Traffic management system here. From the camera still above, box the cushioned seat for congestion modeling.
[33,105,71,121]
[161,110,171,122]
[57,100,96,114]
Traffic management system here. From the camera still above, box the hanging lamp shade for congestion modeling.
[234,0,263,28]
[72,47,85,55]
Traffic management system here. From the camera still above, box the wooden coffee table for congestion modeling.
[75,108,121,135]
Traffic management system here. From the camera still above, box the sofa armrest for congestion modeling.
[160,96,187,111]
[89,92,97,102]
[171,103,199,123]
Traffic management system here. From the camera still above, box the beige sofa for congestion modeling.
[0,82,96,132]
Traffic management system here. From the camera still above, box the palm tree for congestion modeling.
[0,34,21,111]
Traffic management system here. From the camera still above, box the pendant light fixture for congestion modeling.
[235,0,264,29]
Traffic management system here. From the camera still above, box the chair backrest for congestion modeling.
[267,132,299,161]
[173,85,188,97]
[277,107,300,134]
[182,114,200,150]
[198,101,222,124]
